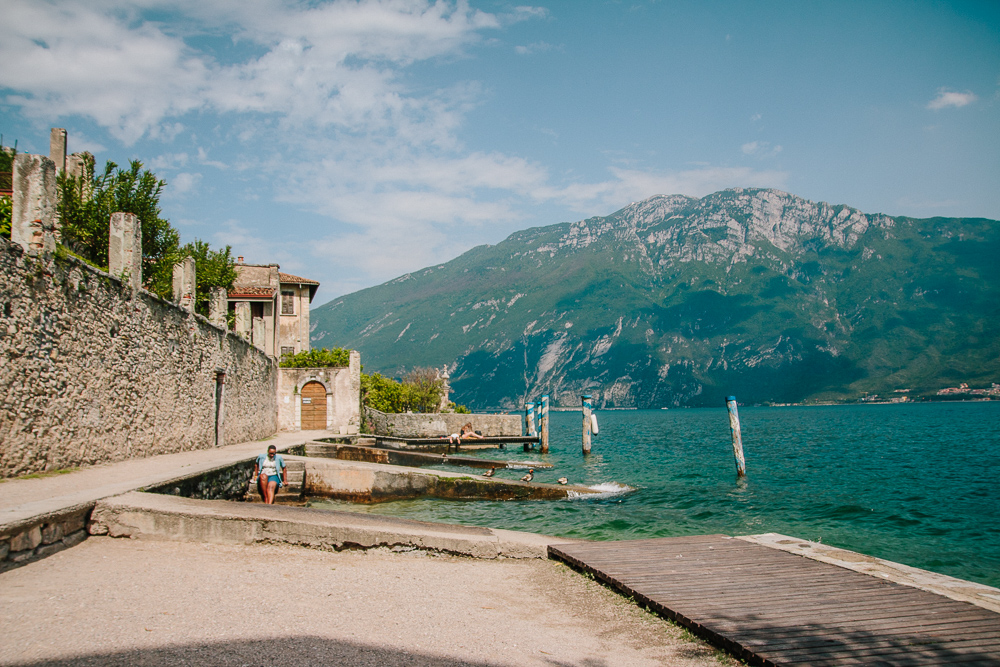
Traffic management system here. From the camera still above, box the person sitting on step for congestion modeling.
[253,445,287,504]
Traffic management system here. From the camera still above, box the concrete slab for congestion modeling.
[292,455,599,502]
[89,491,578,559]
[739,532,1000,614]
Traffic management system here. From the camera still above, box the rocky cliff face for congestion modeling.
[312,189,1000,408]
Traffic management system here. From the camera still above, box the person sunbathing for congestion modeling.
[446,422,484,444]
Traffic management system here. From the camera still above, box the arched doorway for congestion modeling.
[300,381,327,430]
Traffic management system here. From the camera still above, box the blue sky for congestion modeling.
[2,0,997,303]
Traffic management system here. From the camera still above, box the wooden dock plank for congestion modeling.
[549,535,1000,666]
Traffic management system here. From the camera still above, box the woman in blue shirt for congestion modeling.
[253,445,287,504]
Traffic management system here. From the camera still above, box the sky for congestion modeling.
[2,0,998,303]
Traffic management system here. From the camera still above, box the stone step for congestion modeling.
[244,464,306,503]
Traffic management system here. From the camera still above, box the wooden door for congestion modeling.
[300,381,327,430]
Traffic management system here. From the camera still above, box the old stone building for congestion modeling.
[227,258,319,358]
[226,258,360,433]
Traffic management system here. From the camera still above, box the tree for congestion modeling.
[0,144,14,239]
[402,367,445,413]
[361,373,408,413]
[59,157,179,286]
[173,240,239,318]
[57,157,236,304]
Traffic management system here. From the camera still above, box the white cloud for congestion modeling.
[927,89,978,110]
[0,1,793,295]
[741,141,782,157]
[0,0,501,144]
[168,171,202,195]
[515,41,557,55]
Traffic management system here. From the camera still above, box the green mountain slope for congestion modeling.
[311,189,1000,409]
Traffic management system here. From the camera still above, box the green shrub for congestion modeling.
[280,347,351,368]
[361,372,407,413]
[0,196,10,239]
[361,367,448,414]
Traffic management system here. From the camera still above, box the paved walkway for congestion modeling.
[0,431,326,532]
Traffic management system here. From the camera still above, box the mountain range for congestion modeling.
[310,188,1000,409]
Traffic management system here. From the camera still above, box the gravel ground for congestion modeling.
[0,537,739,666]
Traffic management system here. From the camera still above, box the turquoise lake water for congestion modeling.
[314,402,1000,589]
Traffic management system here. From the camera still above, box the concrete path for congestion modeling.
[0,431,324,533]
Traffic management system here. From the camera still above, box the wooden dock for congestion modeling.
[549,534,1000,666]
[373,435,539,453]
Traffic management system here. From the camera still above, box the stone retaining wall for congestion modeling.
[0,505,91,573]
[364,408,522,437]
[0,239,278,478]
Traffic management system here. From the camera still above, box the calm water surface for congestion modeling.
[313,402,1000,588]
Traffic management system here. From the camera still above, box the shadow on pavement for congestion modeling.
[10,636,503,667]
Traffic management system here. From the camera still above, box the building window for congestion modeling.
[281,290,295,315]
[281,346,294,357]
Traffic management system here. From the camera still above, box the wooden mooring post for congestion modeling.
[525,402,536,437]
[540,395,550,453]
[725,396,746,477]
[582,394,593,454]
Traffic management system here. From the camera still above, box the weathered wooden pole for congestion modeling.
[540,395,550,453]
[526,402,536,437]
[725,396,747,477]
[582,394,593,454]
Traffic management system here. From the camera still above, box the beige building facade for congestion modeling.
[227,258,319,358]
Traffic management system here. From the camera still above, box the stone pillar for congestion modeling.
[252,316,265,351]
[234,302,251,339]
[438,366,451,412]
[348,350,362,434]
[208,287,228,328]
[65,153,88,182]
[172,256,196,313]
[11,154,58,256]
[49,128,67,175]
[108,212,142,290]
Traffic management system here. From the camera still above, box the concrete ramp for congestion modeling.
[89,492,575,559]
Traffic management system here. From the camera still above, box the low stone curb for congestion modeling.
[0,504,92,573]
[89,491,576,559]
